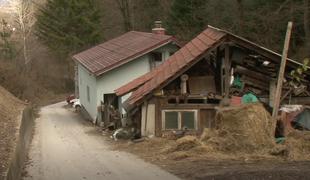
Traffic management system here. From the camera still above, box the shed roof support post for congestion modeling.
[215,48,222,93]
[269,79,277,107]
[224,45,231,98]
[272,21,293,118]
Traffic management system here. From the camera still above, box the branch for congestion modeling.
[275,0,291,14]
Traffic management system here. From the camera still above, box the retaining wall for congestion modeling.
[5,107,34,180]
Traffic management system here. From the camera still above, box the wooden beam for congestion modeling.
[230,33,310,78]
[288,96,310,104]
[221,59,225,95]
[224,45,231,98]
[215,48,222,93]
[280,88,293,103]
[241,76,269,91]
[235,65,272,81]
[269,79,277,107]
[229,37,280,64]
[272,22,293,118]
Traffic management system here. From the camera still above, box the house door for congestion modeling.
[103,93,119,128]
[104,93,118,108]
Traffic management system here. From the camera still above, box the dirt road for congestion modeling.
[23,102,179,180]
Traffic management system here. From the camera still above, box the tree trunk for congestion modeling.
[116,0,133,31]
[304,0,310,56]
[236,0,244,33]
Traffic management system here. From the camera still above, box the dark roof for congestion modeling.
[73,31,175,76]
[116,25,308,109]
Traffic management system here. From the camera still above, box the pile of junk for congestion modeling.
[277,105,310,142]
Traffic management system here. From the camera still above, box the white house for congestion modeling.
[73,24,179,122]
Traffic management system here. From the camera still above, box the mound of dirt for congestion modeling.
[201,103,276,153]
[0,85,25,178]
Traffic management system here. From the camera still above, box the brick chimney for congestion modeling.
[152,21,165,35]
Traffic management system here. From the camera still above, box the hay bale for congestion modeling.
[209,103,276,153]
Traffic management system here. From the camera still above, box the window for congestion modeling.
[182,111,195,129]
[165,111,178,129]
[152,52,162,61]
[150,52,162,69]
[162,110,197,130]
[87,85,90,102]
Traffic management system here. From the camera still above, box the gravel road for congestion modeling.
[23,102,179,180]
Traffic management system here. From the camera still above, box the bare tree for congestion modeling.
[10,0,36,70]
[116,0,133,31]
[0,19,15,60]
[235,0,244,33]
[304,0,310,56]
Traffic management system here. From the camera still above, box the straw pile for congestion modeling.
[284,130,310,160]
[200,103,276,153]
[159,103,310,161]
[166,136,200,152]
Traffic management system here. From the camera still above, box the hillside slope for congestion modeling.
[0,85,25,178]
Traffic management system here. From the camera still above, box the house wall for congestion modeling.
[96,43,178,113]
[153,43,179,61]
[78,64,97,120]
[96,54,151,112]
[77,43,178,121]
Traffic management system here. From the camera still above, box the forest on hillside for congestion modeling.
[0,0,309,104]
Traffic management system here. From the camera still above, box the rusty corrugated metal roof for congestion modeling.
[73,31,175,76]
[115,68,159,96]
[120,27,225,106]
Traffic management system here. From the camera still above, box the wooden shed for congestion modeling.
[115,25,310,137]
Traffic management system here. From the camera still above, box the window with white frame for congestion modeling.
[162,110,198,130]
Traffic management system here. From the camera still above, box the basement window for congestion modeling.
[162,110,197,130]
